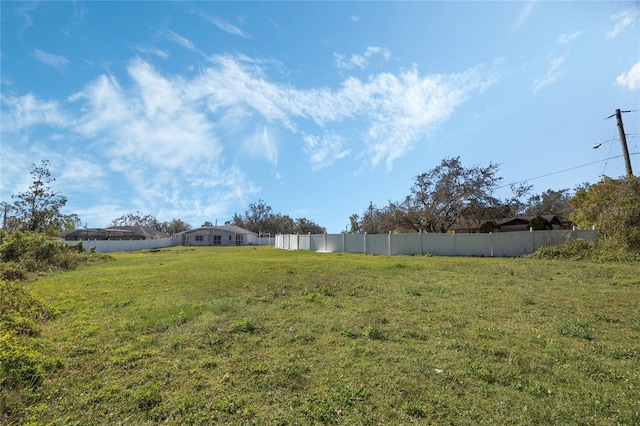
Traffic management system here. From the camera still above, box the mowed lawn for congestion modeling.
[24,246,640,424]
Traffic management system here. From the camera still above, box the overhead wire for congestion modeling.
[497,153,640,189]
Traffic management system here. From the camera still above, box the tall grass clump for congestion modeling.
[1,279,61,423]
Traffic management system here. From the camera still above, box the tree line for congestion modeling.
[2,159,639,252]
[348,157,579,234]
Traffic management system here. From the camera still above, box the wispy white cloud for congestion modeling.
[531,56,566,94]
[2,54,492,222]
[557,31,583,44]
[243,126,279,165]
[334,46,391,70]
[511,1,536,34]
[303,132,350,171]
[135,46,169,59]
[207,16,248,38]
[616,61,640,91]
[0,93,69,131]
[606,9,638,39]
[33,49,70,68]
[165,29,198,52]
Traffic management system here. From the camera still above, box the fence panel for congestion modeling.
[66,237,180,253]
[390,233,421,255]
[455,233,493,257]
[275,230,597,257]
[345,234,365,253]
[422,233,454,256]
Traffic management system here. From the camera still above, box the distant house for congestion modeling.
[63,226,170,241]
[179,225,258,246]
[497,215,565,232]
[452,215,566,233]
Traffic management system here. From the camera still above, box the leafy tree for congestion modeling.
[109,211,161,229]
[529,215,553,231]
[405,157,502,233]
[61,214,82,232]
[160,218,191,235]
[268,214,295,234]
[231,199,325,234]
[348,214,361,234]
[235,199,274,234]
[570,176,640,252]
[479,221,498,233]
[11,160,68,233]
[202,221,214,227]
[292,217,325,234]
[524,189,572,222]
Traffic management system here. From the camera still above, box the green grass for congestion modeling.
[8,246,640,424]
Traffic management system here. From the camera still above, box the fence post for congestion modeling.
[388,231,392,255]
[489,232,494,257]
[419,230,423,255]
[342,232,346,252]
[324,232,327,252]
[364,232,367,255]
[452,230,457,256]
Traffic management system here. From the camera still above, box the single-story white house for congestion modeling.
[178,225,258,246]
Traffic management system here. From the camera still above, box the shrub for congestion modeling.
[0,231,109,280]
[529,235,640,262]
[570,176,640,252]
[529,215,552,231]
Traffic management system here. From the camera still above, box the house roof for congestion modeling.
[106,226,170,239]
[178,225,257,236]
[497,215,562,226]
[452,215,564,231]
[63,228,142,240]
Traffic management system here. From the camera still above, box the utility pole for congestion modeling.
[609,109,633,177]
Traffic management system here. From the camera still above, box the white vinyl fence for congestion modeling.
[66,237,182,253]
[275,229,597,257]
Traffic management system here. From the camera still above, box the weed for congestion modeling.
[593,313,621,323]
[229,319,260,334]
[402,400,427,418]
[248,362,268,374]
[365,326,386,341]
[132,383,162,411]
[215,395,244,414]
[558,319,595,341]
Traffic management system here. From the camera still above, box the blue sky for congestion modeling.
[1,1,639,233]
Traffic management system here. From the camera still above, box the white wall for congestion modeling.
[275,230,597,257]
[66,237,182,253]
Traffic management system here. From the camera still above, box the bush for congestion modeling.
[0,231,109,280]
[570,176,640,252]
[529,216,552,231]
[529,235,640,262]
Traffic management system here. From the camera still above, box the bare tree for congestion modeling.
[12,160,68,233]
[109,211,161,229]
[405,157,502,233]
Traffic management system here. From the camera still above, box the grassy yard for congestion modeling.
[13,247,640,424]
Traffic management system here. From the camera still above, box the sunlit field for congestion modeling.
[15,247,640,424]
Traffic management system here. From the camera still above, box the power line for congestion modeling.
[497,153,639,189]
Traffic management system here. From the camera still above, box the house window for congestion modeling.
[195,235,204,242]
[213,235,221,245]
